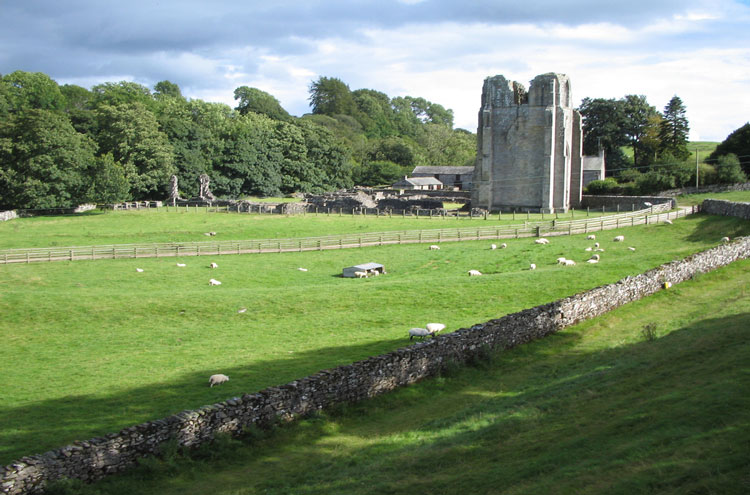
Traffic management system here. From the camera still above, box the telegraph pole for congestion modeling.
[695,148,699,188]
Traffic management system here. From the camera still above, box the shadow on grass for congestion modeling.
[47,312,750,495]
[683,213,750,243]
[0,336,408,465]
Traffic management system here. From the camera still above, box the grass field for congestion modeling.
[675,190,750,206]
[1,211,749,465]
[50,255,750,495]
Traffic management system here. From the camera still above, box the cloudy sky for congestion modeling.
[2,0,749,142]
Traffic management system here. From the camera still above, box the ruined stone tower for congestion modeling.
[471,73,583,212]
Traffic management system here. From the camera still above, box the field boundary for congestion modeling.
[2,206,746,495]
[0,203,685,264]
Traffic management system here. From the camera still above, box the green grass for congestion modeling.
[52,254,750,495]
[0,207,608,250]
[676,190,750,206]
[1,213,748,465]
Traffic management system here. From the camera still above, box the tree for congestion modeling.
[622,95,659,169]
[89,153,130,203]
[153,80,182,100]
[1,70,66,114]
[308,77,357,116]
[708,123,750,176]
[714,154,747,184]
[233,86,291,121]
[91,81,154,110]
[60,84,98,135]
[658,96,690,160]
[578,97,629,174]
[0,109,96,208]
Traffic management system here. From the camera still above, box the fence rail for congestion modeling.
[0,204,690,264]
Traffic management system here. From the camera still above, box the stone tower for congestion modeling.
[471,73,583,212]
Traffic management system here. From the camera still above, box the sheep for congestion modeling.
[354,271,368,278]
[204,232,212,236]
[500,243,507,249]
[613,235,625,242]
[594,242,600,248]
[586,258,599,264]
[529,263,536,270]
[209,262,218,269]
[490,244,497,250]
[628,246,636,251]
[176,263,186,267]
[535,238,549,245]
[208,374,229,387]
[556,257,568,264]
[237,308,247,313]
[584,247,593,252]
[589,254,601,261]
[426,323,446,335]
[208,278,222,286]
[644,201,653,207]
[409,327,431,341]
[587,234,596,240]
[721,236,730,243]
[468,269,482,276]
[298,267,308,272]
[209,232,217,236]
[429,245,441,250]
[136,268,144,272]
[563,259,576,266]
[663,219,673,225]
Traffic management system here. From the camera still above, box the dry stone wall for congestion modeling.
[3,225,750,494]
[702,199,750,220]
[581,195,675,211]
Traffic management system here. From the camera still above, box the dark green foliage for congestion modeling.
[714,154,747,184]
[708,123,750,176]
[622,94,660,168]
[153,80,182,100]
[309,76,357,116]
[354,160,409,186]
[658,96,691,160]
[1,71,67,114]
[583,178,621,195]
[234,86,291,121]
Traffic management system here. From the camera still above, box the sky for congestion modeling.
[1,0,749,142]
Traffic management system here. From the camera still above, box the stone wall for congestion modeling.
[3,231,750,494]
[658,182,750,197]
[702,199,750,220]
[580,195,676,211]
[0,210,17,222]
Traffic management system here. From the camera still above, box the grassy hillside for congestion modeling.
[1,213,748,465]
[53,256,750,495]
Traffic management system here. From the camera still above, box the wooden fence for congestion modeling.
[0,204,692,265]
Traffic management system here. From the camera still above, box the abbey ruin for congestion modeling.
[472,73,583,212]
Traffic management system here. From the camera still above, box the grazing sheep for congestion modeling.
[628,246,636,251]
[595,248,605,252]
[429,245,441,250]
[587,234,596,240]
[490,244,497,250]
[644,201,653,207]
[354,271,368,278]
[589,254,600,261]
[556,257,568,264]
[663,219,673,225]
[298,267,308,271]
[613,235,625,242]
[208,278,222,286]
[176,263,186,267]
[426,323,446,335]
[209,262,218,269]
[586,258,599,264]
[208,374,229,387]
[563,259,576,266]
[409,327,431,341]
[136,268,144,272]
[594,242,600,248]
[204,232,212,236]
[238,308,247,313]
[209,232,217,236]
[468,269,482,276]
[584,247,593,252]
[721,236,730,243]
[529,263,536,270]
[500,243,507,249]
[535,238,549,245]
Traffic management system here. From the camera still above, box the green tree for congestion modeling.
[95,102,175,198]
[0,109,96,208]
[92,81,155,110]
[578,97,629,173]
[1,70,66,114]
[622,94,659,169]
[234,86,291,121]
[352,89,395,138]
[60,84,98,135]
[308,76,357,116]
[354,160,408,186]
[153,80,182,100]
[367,137,417,168]
[658,95,690,160]
[89,153,130,203]
[419,124,476,167]
[714,153,747,184]
[708,123,750,176]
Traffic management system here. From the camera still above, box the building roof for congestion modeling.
[412,166,475,175]
[393,176,443,186]
[350,262,384,270]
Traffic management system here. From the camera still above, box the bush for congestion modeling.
[584,178,621,195]
[715,154,747,184]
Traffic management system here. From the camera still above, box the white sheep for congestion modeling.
[409,327,431,341]
[426,323,446,335]
[529,263,536,270]
[208,374,229,387]
[209,278,222,286]
[209,262,218,269]
[468,269,482,276]
[237,308,247,313]
[589,254,600,261]
[556,257,568,264]
[176,263,186,267]
[628,246,636,251]
[586,258,599,264]
[500,243,507,249]
[584,247,593,252]
[613,235,625,242]
[298,267,308,272]
[563,259,576,266]
[204,232,212,236]
[535,238,549,245]
[354,271,368,278]
[644,201,653,207]
[429,245,441,250]
[721,236,730,243]
[594,242,600,248]
[663,219,673,225]
[490,244,497,250]
[587,234,596,240]
[136,268,144,272]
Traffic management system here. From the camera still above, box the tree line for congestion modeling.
[579,94,747,194]
[0,72,476,209]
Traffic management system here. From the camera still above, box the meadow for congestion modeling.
[1,209,749,465]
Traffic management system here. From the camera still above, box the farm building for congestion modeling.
[582,149,606,187]
[411,165,474,190]
[342,262,386,278]
[391,176,443,191]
